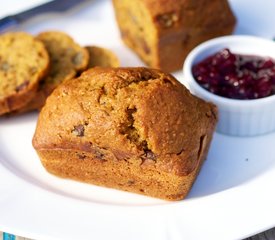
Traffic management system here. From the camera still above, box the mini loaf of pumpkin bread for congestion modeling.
[0,32,49,115]
[33,67,217,200]
[20,31,89,112]
[112,0,236,72]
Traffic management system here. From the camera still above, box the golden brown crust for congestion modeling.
[0,32,49,115]
[112,0,236,72]
[33,67,217,200]
[86,46,120,68]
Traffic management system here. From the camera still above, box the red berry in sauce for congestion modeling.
[192,48,275,99]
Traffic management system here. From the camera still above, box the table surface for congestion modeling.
[1,229,275,240]
[1,1,275,240]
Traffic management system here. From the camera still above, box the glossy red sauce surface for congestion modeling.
[192,48,275,99]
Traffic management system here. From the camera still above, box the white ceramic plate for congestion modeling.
[1,0,275,239]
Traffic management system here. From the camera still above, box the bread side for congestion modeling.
[112,0,236,72]
[112,0,158,68]
[33,67,217,200]
[0,32,49,115]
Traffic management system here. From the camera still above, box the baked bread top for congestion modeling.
[0,32,49,115]
[86,46,120,68]
[33,67,217,176]
[140,0,236,34]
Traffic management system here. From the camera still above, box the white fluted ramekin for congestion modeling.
[183,35,275,137]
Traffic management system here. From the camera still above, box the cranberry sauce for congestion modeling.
[192,48,275,99]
